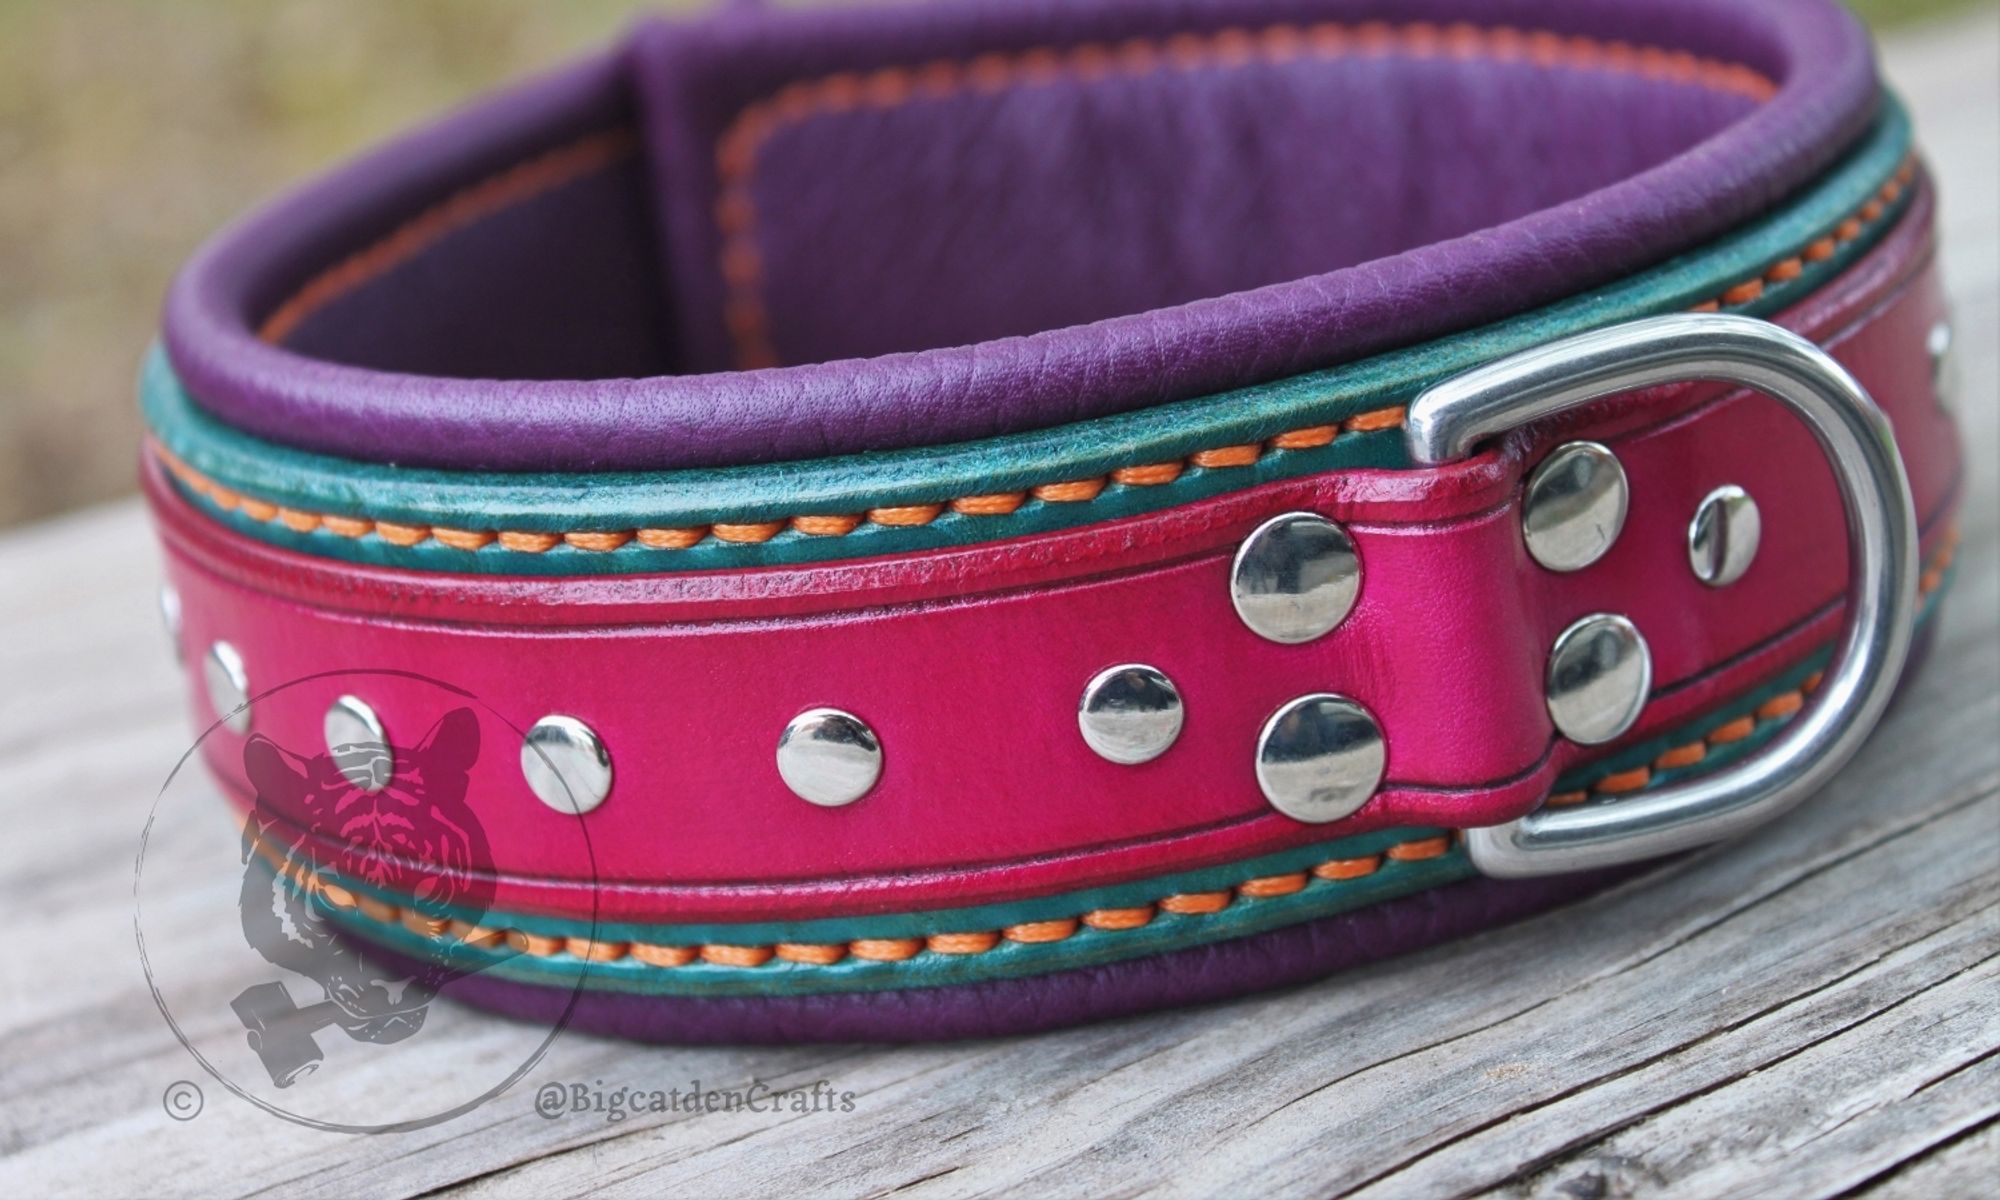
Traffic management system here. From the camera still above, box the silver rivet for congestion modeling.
[1523,441,1629,572]
[203,641,251,734]
[1255,693,1386,823]
[777,708,882,807]
[159,584,183,662]
[1688,485,1762,586]
[1928,320,1956,410]
[1546,614,1652,745]
[1230,512,1362,644]
[324,695,389,792]
[1078,664,1184,764]
[521,715,612,815]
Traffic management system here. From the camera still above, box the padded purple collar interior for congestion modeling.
[161,0,1878,472]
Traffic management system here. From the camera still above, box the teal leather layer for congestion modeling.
[142,101,1915,576]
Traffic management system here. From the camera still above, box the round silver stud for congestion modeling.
[1928,320,1956,411]
[159,584,182,663]
[1688,485,1762,587]
[1522,441,1629,572]
[520,715,612,815]
[777,708,882,807]
[323,695,389,792]
[1546,614,1652,745]
[1078,664,1185,764]
[203,641,252,734]
[1230,512,1362,644]
[1255,693,1387,824]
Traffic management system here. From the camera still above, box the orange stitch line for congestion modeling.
[402,911,449,938]
[565,531,632,552]
[630,943,698,967]
[849,937,923,962]
[1707,715,1758,744]
[1655,740,1708,770]
[1596,766,1653,794]
[1270,425,1338,450]
[710,519,787,543]
[452,921,506,950]
[868,503,946,526]
[1082,906,1156,930]
[714,24,1774,368]
[338,833,1450,971]
[1112,462,1185,486]
[149,153,1915,558]
[1239,872,1310,898]
[1190,445,1262,469]
[1343,405,1407,433]
[1756,691,1805,721]
[926,931,1001,955]
[259,129,639,344]
[636,527,708,549]
[1032,478,1108,503]
[506,930,564,958]
[566,937,628,963]
[1571,522,1957,799]
[1386,836,1451,861]
[951,492,1027,516]
[1694,154,1915,310]
[374,521,430,547]
[1159,891,1233,915]
[1005,918,1081,944]
[791,513,864,536]
[1312,854,1381,880]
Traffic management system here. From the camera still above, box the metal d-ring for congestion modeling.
[1405,313,1919,878]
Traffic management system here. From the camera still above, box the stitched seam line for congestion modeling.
[159,154,1918,554]
[714,20,1780,369]
[291,833,1460,969]
[1546,524,1958,808]
[257,128,640,344]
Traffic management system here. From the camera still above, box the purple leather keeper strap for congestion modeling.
[160,0,1879,472]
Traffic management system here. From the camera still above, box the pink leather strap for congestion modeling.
[149,183,1960,923]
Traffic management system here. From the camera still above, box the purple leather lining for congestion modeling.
[162,0,1878,471]
[391,869,1630,1044]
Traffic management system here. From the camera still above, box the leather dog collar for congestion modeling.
[144,0,1964,1041]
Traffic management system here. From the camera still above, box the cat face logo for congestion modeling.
[231,708,494,1087]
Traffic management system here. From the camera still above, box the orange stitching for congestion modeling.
[330,832,1456,970]
[714,22,1776,368]
[1561,527,1958,805]
[158,150,1916,556]
[259,129,639,344]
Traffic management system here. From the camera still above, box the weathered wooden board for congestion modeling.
[0,12,1994,1198]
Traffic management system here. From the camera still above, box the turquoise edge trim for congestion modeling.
[143,102,1915,576]
[321,571,1956,998]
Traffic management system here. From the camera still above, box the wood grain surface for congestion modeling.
[0,12,1993,1198]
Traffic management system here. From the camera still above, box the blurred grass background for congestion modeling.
[0,0,1985,530]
